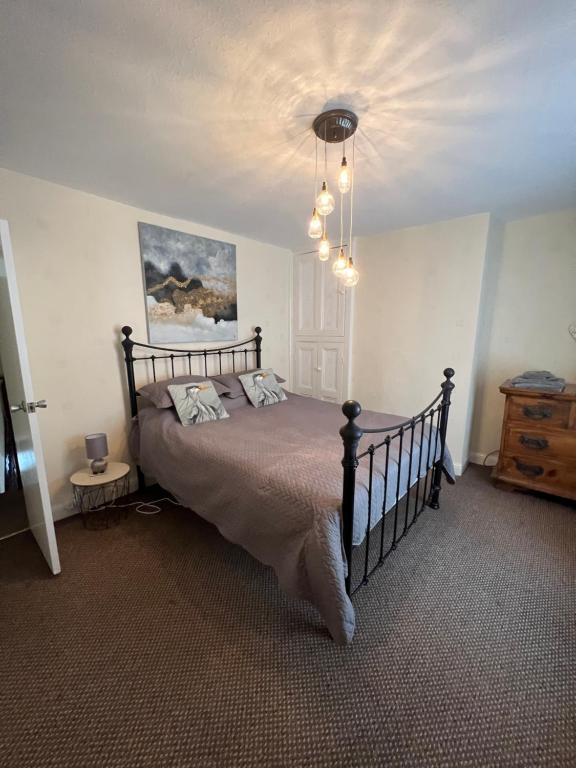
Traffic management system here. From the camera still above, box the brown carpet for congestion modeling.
[1,465,574,767]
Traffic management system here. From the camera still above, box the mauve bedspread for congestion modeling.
[135,393,453,643]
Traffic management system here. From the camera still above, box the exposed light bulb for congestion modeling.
[318,231,330,261]
[332,247,347,276]
[307,208,322,239]
[316,181,335,216]
[340,258,360,287]
[338,156,351,194]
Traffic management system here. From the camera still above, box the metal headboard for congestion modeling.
[120,325,262,419]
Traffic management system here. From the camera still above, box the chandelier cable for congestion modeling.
[324,121,328,180]
[348,133,356,262]
[314,135,318,197]
[340,189,344,249]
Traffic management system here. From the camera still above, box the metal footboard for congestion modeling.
[340,368,455,596]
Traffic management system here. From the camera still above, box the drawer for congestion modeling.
[504,426,576,462]
[498,454,576,495]
[507,396,572,429]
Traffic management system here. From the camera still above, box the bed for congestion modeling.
[121,326,455,643]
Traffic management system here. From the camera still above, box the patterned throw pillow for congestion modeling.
[168,381,229,425]
[238,369,287,408]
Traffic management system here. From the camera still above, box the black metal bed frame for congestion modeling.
[121,325,454,599]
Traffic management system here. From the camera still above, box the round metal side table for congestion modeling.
[71,462,130,529]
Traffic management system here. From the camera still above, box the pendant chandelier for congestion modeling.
[307,108,359,287]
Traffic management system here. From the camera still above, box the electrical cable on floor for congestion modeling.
[483,449,500,466]
[98,497,184,516]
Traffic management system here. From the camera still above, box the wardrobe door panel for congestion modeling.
[317,341,343,402]
[294,253,318,335]
[318,259,346,336]
[293,341,317,398]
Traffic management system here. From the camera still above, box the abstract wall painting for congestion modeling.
[138,222,237,343]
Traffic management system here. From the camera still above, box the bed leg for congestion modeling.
[427,368,455,510]
[427,466,442,509]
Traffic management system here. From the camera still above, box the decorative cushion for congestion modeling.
[238,369,287,408]
[213,369,286,399]
[168,381,229,425]
[139,375,230,409]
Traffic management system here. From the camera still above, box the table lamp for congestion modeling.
[85,433,108,475]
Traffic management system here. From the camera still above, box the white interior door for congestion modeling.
[317,341,344,402]
[293,340,316,397]
[0,220,60,574]
[293,252,319,335]
[318,259,346,336]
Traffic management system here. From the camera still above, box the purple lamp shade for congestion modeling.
[85,433,108,459]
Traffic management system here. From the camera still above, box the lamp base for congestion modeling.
[90,459,108,475]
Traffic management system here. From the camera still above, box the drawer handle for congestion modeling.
[513,458,544,478]
[522,405,553,420]
[519,435,549,450]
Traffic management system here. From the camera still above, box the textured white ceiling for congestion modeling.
[1,0,575,248]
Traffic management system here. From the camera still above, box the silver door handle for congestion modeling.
[10,400,47,413]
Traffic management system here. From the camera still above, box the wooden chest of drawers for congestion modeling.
[493,380,576,501]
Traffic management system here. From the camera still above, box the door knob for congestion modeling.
[10,400,47,413]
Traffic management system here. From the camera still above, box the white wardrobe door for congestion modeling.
[293,253,318,335]
[317,341,344,402]
[293,340,317,397]
[293,252,346,337]
[318,259,346,336]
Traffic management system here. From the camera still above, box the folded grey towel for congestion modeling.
[517,370,559,381]
[510,370,565,392]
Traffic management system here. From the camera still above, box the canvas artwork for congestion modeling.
[138,222,237,343]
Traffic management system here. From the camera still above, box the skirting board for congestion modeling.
[52,470,140,522]
[468,451,498,468]
[53,502,78,522]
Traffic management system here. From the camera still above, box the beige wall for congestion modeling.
[470,209,576,461]
[351,214,492,473]
[3,162,571,514]
[0,168,291,517]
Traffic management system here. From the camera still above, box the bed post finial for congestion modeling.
[254,326,262,368]
[428,368,455,509]
[340,400,363,596]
